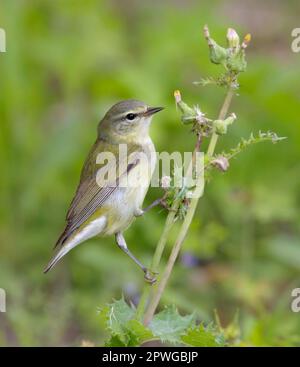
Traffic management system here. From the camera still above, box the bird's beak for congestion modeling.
[144,106,164,116]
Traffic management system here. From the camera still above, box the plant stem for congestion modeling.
[207,87,235,157]
[143,86,235,324]
[135,200,178,320]
[135,136,201,321]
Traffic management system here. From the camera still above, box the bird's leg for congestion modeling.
[115,232,157,284]
[134,194,168,217]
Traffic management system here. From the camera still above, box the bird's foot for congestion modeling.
[134,208,144,217]
[143,268,158,284]
[135,196,168,218]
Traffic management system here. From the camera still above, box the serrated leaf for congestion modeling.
[104,332,140,347]
[107,298,135,335]
[105,335,127,347]
[99,299,155,346]
[99,298,135,344]
[217,131,286,163]
[126,319,154,344]
[98,305,110,326]
[149,305,196,344]
[125,330,141,346]
[181,324,225,347]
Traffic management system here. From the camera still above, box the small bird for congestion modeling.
[44,100,163,281]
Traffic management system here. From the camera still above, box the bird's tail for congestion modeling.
[43,244,73,273]
[44,215,106,273]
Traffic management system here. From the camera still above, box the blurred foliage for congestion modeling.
[0,0,300,346]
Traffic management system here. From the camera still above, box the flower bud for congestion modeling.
[227,28,240,49]
[174,90,181,104]
[209,40,228,65]
[226,33,250,73]
[213,113,237,135]
[226,50,247,73]
[204,25,228,65]
[241,33,251,49]
[161,176,171,189]
[213,119,227,135]
[225,112,237,125]
[212,156,230,172]
[174,90,197,124]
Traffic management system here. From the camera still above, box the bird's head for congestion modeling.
[98,99,164,142]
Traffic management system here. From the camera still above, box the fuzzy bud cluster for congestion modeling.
[204,25,251,73]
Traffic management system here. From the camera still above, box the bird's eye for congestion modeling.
[126,113,136,121]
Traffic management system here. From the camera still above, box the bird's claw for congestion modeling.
[134,208,144,217]
[143,269,158,284]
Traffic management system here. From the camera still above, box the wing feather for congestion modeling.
[55,139,142,247]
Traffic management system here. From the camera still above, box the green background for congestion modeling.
[0,0,300,346]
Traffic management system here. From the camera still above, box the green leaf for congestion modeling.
[104,332,140,347]
[98,298,135,344]
[99,298,155,346]
[220,131,286,161]
[100,300,224,347]
[181,324,225,347]
[105,335,127,347]
[108,298,134,334]
[149,305,196,344]
[126,319,155,344]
